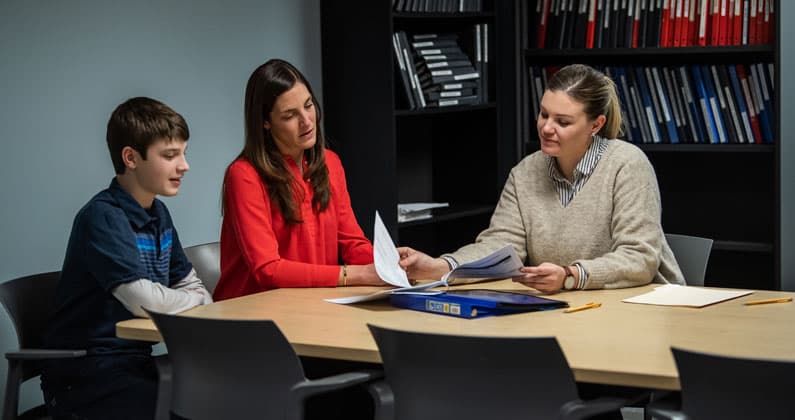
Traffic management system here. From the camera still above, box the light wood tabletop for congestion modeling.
[117,280,795,390]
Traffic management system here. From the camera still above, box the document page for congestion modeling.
[442,245,524,284]
[372,211,411,288]
[622,284,753,307]
[326,211,444,304]
[325,213,524,305]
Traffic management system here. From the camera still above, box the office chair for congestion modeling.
[183,241,221,293]
[367,324,629,420]
[0,272,86,420]
[647,347,795,420]
[145,309,382,420]
[665,233,713,287]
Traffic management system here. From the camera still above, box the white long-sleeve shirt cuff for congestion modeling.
[112,269,212,317]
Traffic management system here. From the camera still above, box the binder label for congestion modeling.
[426,299,461,315]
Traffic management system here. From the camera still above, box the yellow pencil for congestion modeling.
[564,302,602,313]
[744,297,793,306]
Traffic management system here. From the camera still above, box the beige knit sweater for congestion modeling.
[447,140,684,289]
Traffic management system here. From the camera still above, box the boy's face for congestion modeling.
[126,137,189,198]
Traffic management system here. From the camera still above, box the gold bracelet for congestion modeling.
[342,264,348,287]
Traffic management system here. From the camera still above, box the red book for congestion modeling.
[731,0,742,45]
[661,0,672,47]
[710,0,721,45]
[736,65,763,144]
[766,0,774,44]
[748,0,758,44]
[697,0,709,46]
[632,0,641,48]
[755,0,765,45]
[673,0,684,46]
[718,0,729,45]
[586,0,597,48]
[537,0,551,48]
[679,0,696,47]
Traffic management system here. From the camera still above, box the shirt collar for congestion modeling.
[108,178,159,229]
[545,135,607,182]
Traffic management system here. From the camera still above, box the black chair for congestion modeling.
[145,309,382,420]
[0,272,85,420]
[367,324,628,420]
[182,241,221,293]
[647,347,795,420]
[665,233,713,287]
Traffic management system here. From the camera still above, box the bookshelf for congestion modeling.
[521,0,780,290]
[320,0,520,257]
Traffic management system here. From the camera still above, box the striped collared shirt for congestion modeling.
[545,135,609,207]
[544,135,609,289]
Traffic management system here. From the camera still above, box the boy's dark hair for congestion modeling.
[106,97,190,174]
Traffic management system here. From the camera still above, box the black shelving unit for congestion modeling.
[520,1,780,290]
[320,0,520,257]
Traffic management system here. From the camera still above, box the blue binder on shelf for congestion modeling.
[389,290,569,319]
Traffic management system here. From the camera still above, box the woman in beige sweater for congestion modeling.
[399,64,684,294]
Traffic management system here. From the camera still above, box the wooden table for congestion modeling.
[117,280,795,390]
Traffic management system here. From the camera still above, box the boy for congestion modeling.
[41,97,212,420]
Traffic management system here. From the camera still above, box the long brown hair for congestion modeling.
[224,59,330,224]
[546,64,624,139]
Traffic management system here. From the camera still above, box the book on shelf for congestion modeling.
[700,64,729,143]
[427,95,481,107]
[531,0,774,48]
[423,80,479,92]
[394,0,484,13]
[528,62,774,145]
[417,59,473,70]
[393,28,485,109]
[425,88,475,100]
[727,64,755,143]
[397,202,449,223]
[392,33,416,110]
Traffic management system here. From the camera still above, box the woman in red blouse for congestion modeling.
[214,59,386,300]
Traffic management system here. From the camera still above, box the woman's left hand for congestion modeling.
[511,262,565,294]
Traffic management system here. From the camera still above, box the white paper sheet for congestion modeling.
[622,284,753,307]
[372,211,411,288]
[326,216,526,305]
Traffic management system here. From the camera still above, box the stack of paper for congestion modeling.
[622,284,753,308]
[397,202,449,223]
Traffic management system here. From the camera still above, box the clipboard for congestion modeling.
[389,289,568,319]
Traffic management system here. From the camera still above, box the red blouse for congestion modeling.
[213,149,374,300]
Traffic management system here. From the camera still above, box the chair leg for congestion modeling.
[3,360,21,420]
[153,355,172,420]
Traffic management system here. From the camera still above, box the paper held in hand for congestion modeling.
[325,211,524,304]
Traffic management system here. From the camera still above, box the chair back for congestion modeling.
[183,242,221,293]
[0,271,61,420]
[368,324,579,420]
[665,233,713,286]
[0,271,60,381]
[146,311,307,420]
[673,347,795,420]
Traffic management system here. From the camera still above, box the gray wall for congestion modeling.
[0,0,321,412]
[781,3,795,291]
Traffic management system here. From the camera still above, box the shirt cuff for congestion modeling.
[574,263,588,289]
[440,255,459,270]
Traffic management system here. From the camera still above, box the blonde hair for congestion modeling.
[545,64,624,139]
